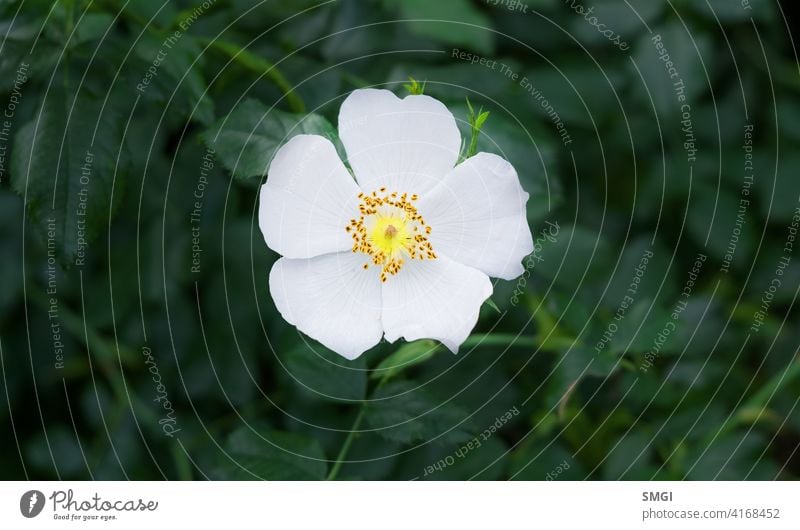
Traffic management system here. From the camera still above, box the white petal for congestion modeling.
[259,135,361,259]
[382,257,492,353]
[338,88,461,195]
[269,253,382,360]
[418,153,533,280]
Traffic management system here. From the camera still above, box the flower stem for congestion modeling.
[326,371,393,481]
[326,405,366,481]
[325,331,567,480]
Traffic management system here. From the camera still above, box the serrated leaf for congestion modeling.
[218,427,327,480]
[11,66,129,263]
[204,98,338,180]
[284,345,367,401]
[0,40,58,93]
[133,32,214,125]
[365,381,474,445]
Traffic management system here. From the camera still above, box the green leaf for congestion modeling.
[726,358,800,434]
[631,20,713,116]
[283,345,367,401]
[204,98,337,180]
[684,431,778,480]
[123,0,179,28]
[753,153,800,224]
[0,19,42,41]
[609,299,674,355]
[679,0,773,22]
[603,431,657,480]
[0,192,23,316]
[133,32,214,125]
[202,39,305,113]
[510,443,585,480]
[371,340,439,381]
[569,0,662,45]
[686,184,756,266]
[0,38,58,93]
[535,225,612,289]
[218,426,327,480]
[73,13,115,45]
[602,237,677,308]
[26,427,87,478]
[668,296,726,357]
[777,97,800,143]
[521,61,627,126]
[406,434,508,480]
[365,381,474,445]
[545,345,620,410]
[387,0,494,55]
[11,66,129,263]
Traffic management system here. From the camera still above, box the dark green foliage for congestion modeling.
[1,0,798,482]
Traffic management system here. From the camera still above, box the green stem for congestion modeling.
[201,38,305,113]
[325,405,366,481]
[467,128,480,158]
[326,371,394,481]
[325,330,572,480]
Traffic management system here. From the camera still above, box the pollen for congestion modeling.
[347,189,436,281]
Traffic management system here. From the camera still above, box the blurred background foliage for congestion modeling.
[1,0,799,480]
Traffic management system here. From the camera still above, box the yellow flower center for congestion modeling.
[346,188,436,282]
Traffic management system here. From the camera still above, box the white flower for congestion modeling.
[259,89,533,360]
